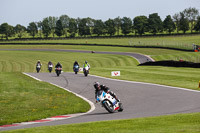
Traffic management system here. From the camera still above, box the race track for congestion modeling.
[1,72,200,131]
[1,49,200,131]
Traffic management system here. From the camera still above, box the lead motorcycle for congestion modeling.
[96,90,123,113]
[55,67,62,76]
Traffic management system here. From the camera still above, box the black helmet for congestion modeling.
[85,61,88,64]
[94,82,100,89]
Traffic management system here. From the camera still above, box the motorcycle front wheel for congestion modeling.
[103,100,114,113]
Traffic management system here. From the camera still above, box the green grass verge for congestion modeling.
[0,72,90,125]
[1,35,200,49]
[2,113,200,133]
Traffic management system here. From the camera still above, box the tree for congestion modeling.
[48,16,58,38]
[148,13,163,35]
[68,18,77,37]
[93,19,105,36]
[14,24,26,39]
[0,23,14,40]
[78,18,91,37]
[194,16,200,32]
[104,19,116,36]
[183,7,199,33]
[114,16,121,36]
[179,12,189,34]
[59,15,70,37]
[133,16,148,35]
[42,18,51,38]
[121,17,132,35]
[27,22,37,38]
[163,15,175,34]
[55,19,63,37]
[173,13,181,33]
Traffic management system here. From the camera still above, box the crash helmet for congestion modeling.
[94,82,100,90]
[85,61,88,64]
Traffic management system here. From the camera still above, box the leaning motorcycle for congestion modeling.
[96,90,123,113]
[74,65,79,74]
[48,64,53,73]
[36,64,41,73]
[83,66,89,77]
[55,67,62,76]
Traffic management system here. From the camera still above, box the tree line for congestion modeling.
[0,7,200,40]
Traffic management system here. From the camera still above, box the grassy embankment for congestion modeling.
[1,34,200,50]
[2,113,200,133]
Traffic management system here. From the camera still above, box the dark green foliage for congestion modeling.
[27,22,38,38]
[194,16,200,32]
[148,13,163,35]
[68,18,78,37]
[121,17,132,35]
[133,16,148,35]
[55,19,64,37]
[42,18,51,38]
[163,15,176,34]
[78,18,91,37]
[179,13,189,34]
[93,20,105,36]
[105,19,116,36]
[14,24,26,39]
[0,23,14,40]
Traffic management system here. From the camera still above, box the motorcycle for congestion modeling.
[48,64,53,73]
[36,64,41,73]
[83,66,89,77]
[96,90,123,113]
[55,67,62,76]
[74,65,79,74]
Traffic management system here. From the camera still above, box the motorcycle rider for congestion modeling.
[83,60,90,70]
[93,82,120,103]
[48,61,53,66]
[73,61,79,70]
[36,60,42,67]
[55,62,62,69]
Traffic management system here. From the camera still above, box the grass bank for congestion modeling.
[2,113,200,133]
[0,72,90,126]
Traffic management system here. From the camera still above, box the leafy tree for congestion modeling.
[183,7,199,33]
[59,15,70,37]
[93,19,105,36]
[173,13,181,33]
[114,16,121,36]
[68,18,78,37]
[148,13,163,35]
[194,16,200,32]
[42,18,51,38]
[133,16,148,35]
[104,18,116,36]
[0,23,14,40]
[179,12,189,34]
[27,22,38,38]
[163,15,175,34]
[121,17,132,35]
[55,19,63,37]
[78,18,91,37]
[48,16,58,38]
[14,24,26,39]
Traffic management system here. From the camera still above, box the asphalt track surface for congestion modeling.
[1,49,200,131]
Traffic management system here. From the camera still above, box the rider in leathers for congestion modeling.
[94,82,120,103]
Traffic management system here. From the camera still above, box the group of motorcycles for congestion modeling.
[36,63,62,77]
[36,62,123,113]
